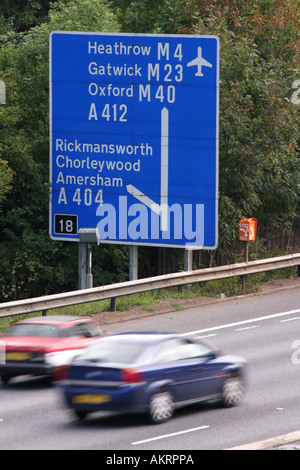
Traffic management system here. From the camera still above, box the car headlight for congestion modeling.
[45,350,83,367]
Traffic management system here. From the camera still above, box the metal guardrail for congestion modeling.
[0,253,299,319]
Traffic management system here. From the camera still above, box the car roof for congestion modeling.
[13,315,89,326]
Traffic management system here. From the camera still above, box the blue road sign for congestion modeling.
[49,32,219,248]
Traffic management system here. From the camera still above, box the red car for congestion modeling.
[0,315,105,384]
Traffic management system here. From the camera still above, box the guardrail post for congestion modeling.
[110,298,117,312]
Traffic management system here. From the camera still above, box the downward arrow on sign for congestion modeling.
[127,107,169,231]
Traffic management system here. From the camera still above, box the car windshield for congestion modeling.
[5,323,61,338]
[76,339,146,364]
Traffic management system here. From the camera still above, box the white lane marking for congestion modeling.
[234,325,259,331]
[132,425,209,446]
[196,333,217,339]
[181,308,300,336]
[280,317,300,322]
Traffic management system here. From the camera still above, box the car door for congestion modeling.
[150,338,217,403]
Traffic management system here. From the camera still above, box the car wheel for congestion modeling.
[221,376,244,407]
[74,409,88,420]
[1,374,11,384]
[149,390,174,424]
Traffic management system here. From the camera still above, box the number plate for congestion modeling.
[6,352,32,361]
[72,394,111,404]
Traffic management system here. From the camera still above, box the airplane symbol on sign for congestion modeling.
[187,46,213,77]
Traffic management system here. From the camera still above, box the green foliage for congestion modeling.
[111,0,192,33]
[0,158,13,210]
[0,0,59,33]
[47,0,120,32]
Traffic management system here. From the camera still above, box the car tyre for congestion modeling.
[74,409,88,420]
[221,376,244,407]
[148,390,174,424]
[1,374,11,384]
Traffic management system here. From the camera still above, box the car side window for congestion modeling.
[68,323,93,338]
[151,338,192,363]
[152,338,214,364]
[150,339,182,364]
[178,341,209,360]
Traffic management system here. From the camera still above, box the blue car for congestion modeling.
[58,332,247,424]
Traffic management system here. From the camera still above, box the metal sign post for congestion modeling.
[78,228,100,289]
[0,80,5,105]
[239,218,258,290]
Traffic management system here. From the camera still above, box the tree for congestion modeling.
[0,158,13,210]
[0,0,61,33]
[111,0,194,34]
